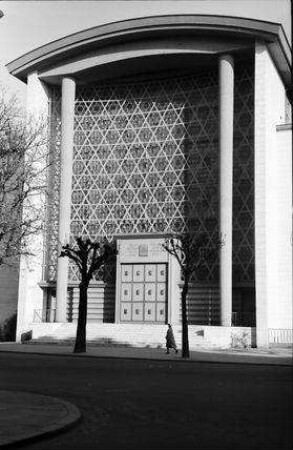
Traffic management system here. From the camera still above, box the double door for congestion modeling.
[120,263,167,323]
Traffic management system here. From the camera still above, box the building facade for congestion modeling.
[7,14,292,348]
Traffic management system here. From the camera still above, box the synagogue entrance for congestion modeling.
[120,263,167,323]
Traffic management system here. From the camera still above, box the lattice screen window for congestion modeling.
[45,88,61,282]
[44,65,254,285]
[233,63,255,283]
[70,72,219,282]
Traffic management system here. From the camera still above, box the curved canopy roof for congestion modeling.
[7,15,291,89]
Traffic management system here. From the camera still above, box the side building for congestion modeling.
[0,8,18,335]
[7,15,292,348]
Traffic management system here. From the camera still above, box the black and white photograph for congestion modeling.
[0,0,292,448]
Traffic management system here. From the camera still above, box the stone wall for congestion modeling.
[17,322,257,349]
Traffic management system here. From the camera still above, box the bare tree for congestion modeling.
[60,237,117,353]
[163,232,222,358]
[0,90,47,267]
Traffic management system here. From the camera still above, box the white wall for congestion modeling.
[254,41,292,347]
[20,322,256,349]
[16,72,49,340]
[274,125,292,328]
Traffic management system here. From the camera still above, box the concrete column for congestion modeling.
[55,77,76,322]
[219,54,234,327]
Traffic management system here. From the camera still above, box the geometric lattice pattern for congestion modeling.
[44,64,254,285]
[44,89,61,282]
[71,72,219,282]
[233,63,255,283]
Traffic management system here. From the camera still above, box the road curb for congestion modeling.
[0,347,292,367]
[0,391,82,449]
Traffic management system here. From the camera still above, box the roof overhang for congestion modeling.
[6,15,292,89]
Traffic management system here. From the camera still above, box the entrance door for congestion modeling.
[120,263,167,323]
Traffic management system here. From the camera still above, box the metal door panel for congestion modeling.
[144,303,156,321]
[132,303,143,321]
[121,283,132,302]
[121,303,132,321]
[157,264,166,282]
[156,303,166,322]
[132,283,143,302]
[121,265,132,282]
[133,265,144,282]
[145,283,156,302]
[157,283,166,302]
[145,264,156,282]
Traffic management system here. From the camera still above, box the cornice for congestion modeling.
[6,14,291,88]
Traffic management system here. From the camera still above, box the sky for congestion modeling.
[0,0,291,94]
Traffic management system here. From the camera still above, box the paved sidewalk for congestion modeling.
[0,391,81,448]
[1,341,292,366]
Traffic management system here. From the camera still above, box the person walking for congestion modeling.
[165,324,178,354]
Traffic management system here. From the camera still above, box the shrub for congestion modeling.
[0,313,17,342]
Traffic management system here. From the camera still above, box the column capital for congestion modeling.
[61,76,76,87]
[219,53,234,65]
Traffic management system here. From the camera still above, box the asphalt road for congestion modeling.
[1,352,292,450]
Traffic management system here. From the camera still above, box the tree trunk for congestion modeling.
[181,279,190,358]
[74,281,88,353]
